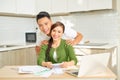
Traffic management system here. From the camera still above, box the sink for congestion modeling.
[0,45,20,48]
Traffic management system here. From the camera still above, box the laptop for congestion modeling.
[66,53,110,77]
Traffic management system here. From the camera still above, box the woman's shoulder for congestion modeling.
[61,39,72,47]
[41,44,48,49]
[61,39,66,44]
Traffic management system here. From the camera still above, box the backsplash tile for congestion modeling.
[0,16,36,44]
[52,10,119,44]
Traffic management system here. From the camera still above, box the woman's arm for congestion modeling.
[42,62,52,68]
[37,45,46,65]
[37,45,53,68]
[61,43,78,68]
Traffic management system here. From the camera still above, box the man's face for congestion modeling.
[37,17,52,35]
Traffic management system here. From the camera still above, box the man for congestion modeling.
[36,11,83,55]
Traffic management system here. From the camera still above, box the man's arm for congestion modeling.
[35,40,48,55]
[66,32,83,45]
[73,32,83,45]
[35,46,41,55]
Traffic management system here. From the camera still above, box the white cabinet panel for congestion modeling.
[0,0,16,13]
[68,0,112,12]
[36,0,52,14]
[0,0,113,15]
[68,0,88,12]
[88,0,112,10]
[16,0,35,15]
[51,0,68,14]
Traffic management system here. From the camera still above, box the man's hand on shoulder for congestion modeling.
[41,40,48,45]
[66,39,76,46]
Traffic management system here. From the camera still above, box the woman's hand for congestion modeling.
[61,61,75,68]
[42,62,53,68]
[61,62,69,68]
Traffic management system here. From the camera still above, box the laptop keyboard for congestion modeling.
[72,72,78,75]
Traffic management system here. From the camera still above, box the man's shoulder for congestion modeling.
[37,31,46,36]
[37,31,50,41]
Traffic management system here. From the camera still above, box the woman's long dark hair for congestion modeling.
[45,21,65,61]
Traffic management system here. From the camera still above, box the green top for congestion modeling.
[37,39,77,65]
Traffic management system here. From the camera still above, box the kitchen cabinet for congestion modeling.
[88,0,112,10]
[0,47,37,68]
[51,0,68,14]
[16,0,35,15]
[68,0,88,12]
[0,0,16,13]
[68,0,112,12]
[0,0,113,16]
[36,0,68,14]
[0,0,35,15]
[36,0,52,14]
[36,0,112,14]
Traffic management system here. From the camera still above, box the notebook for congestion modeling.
[66,53,110,77]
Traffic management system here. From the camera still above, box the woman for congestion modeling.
[37,21,77,68]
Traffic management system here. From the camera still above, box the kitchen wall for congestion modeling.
[115,0,120,79]
[0,10,119,45]
[0,16,36,44]
[52,10,119,45]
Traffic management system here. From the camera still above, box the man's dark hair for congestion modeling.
[36,11,51,22]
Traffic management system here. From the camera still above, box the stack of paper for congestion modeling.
[18,65,50,73]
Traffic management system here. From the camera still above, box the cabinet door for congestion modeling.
[0,51,10,67]
[16,0,35,15]
[68,0,88,12]
[36,0,52,14]
[0,51,6,68]
[14,48,37,65]
[26,47,37,65]
[0,0,16,13]
[88,0,112,10]
[51,0,68,14]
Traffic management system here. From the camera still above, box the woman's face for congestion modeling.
[51,26,63,41]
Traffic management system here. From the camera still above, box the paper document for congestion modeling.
[52,63,62,67]
[51,63,63,74]
[18,65,50,74]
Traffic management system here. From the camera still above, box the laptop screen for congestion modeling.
[66,53,110,77]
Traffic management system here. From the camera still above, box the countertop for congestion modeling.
[0,43,36,52]
[0,43,117,52]
[73,43,117,49]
